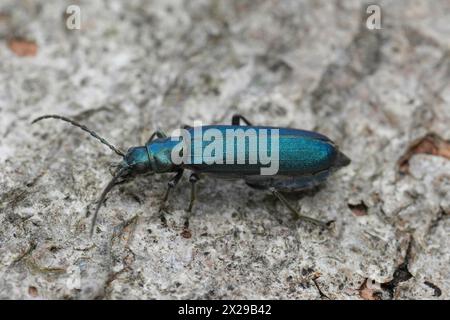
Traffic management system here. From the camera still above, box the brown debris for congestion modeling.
[181,229,192,239]
[359,279,381,300]
[0,12,11,22]
[28,286,38,297]
[7,38,38,57]
[424,281,442,297]
[348,201,368,216]
[398,133,450,174]
[381,238,414,299]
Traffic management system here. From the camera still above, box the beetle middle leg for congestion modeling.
[269,187,333,229]
[146,130,167,144]
[231,114,253,126]
[159,169,184,225]
[184,173,199,228]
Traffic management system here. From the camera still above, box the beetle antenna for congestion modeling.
[32,114,125,157]
[90,167,129,237]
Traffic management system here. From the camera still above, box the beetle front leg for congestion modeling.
[269,187,334,229]
[184,173,199,228]
[159,169,184,225]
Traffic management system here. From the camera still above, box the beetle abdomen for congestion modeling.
[182,126,340,176]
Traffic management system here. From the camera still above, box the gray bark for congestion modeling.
[0,0,449,299]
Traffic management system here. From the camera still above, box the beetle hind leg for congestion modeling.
[146,130,167,145]
[231,114,253,126]
[270,187,334,229]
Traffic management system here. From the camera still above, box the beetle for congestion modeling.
[32,114,350,236]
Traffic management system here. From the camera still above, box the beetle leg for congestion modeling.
[231,114,253,126]
[145,130,167,145]
[159,169,184,225]
[269,187,334,229]
[184,173,200,228]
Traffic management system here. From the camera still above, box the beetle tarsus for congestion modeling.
[159,213,167,227]
[270,187,331,229]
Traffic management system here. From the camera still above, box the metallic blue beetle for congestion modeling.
[32,114,350,236]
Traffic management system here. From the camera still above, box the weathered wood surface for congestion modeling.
[0,0,448,299]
